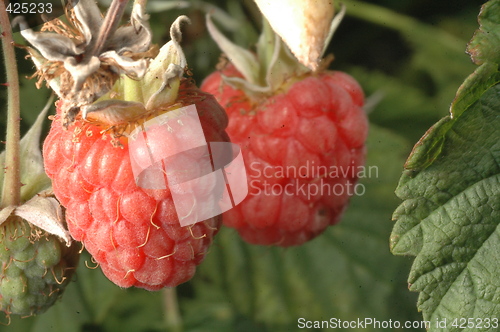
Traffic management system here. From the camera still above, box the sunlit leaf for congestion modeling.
[391,82,500,325]
[467,0,500,65]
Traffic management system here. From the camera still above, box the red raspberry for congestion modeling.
[17,1,227,290]
[201,66,368,246]
[43,80,229,290]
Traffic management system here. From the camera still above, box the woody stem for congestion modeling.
[0,0,21,208]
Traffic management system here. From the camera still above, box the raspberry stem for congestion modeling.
[163,287,183,332]
[0,1,21,208]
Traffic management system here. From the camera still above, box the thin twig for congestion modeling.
[0,0,21,208]
[163,287,183,332]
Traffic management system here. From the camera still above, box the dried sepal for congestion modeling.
[72,0,103,43]
[79,15,190,137]
[13,22,83,62]
[0,191,71,246]
[0,206,16,226]
[18,0,192,140]
[82,99,146,127]
[16,0,154,124]
[14,192,72,246]
[109,3,153,54]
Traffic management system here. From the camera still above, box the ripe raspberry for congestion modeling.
[201,60,368,245]
[0,217,79,317]
[16,5,230,290]
[43,78,228,290]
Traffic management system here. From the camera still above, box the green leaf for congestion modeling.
[0,95,53,203]
[401,63,500,175]
[188,125,421,331]
[391,83,500,326]
[401,117,453,174]
[450,62,500,119]
[467,0,500,65]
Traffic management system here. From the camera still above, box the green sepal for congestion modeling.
[206,14,261,86]
[206,14,309,100]
[141,15,188,110]
[257,19,308,93]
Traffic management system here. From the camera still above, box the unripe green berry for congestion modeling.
[0,217,80,318]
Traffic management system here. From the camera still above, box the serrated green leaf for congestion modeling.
[466,0,500,65]
[400,62,500,175]
[450,62,500,118]
[391,83,500,327]
[189,125,421,331]
[402,117,453,174]
[0,95,53,203]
